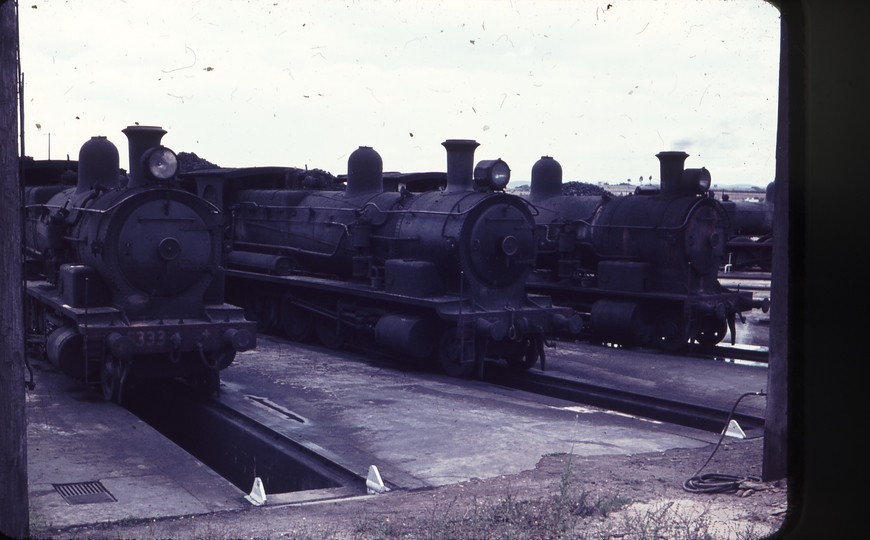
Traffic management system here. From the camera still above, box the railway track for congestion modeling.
[696,345,769,364]
[557,338,770,364]
[482,365,766,436]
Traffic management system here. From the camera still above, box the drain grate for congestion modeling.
[53,481,117,505]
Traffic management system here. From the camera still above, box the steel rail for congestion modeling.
[482,366,766,435]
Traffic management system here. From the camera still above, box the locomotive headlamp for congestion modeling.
[142,146,179,182]
[473,159,511,190]
[681,167,712,194]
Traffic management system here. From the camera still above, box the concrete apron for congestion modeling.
[26,359,246,531]
[217,335,718,492]
[26,334,722,530]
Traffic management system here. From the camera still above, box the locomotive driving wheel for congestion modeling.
[504,338,539,372]
[101,355,122,404]
[652,311,690,352]
[695,319,729,350]
[245,294,278,334]
[439,329,474,377]
[315,315,346,349]
[281,300,313,342]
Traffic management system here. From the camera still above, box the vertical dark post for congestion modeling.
[762,10,790,482]
[0,0,29,538]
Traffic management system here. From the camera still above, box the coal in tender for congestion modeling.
[177,151,220,173]
[562,181,615,198]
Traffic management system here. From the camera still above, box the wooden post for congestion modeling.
[0,0,29,538]
[762,7,791,482]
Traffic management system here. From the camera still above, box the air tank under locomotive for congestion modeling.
[24,126,256,402]
[188,140,581,376]
[526,151,769,350]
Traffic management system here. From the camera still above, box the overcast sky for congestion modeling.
[19,0,780,186]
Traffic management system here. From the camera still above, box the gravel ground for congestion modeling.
[36,437,789,540]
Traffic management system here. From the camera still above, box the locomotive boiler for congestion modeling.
[183,140,581,376]
[525,151,769,351]
[719,181,775,272]
[24,126,256,403]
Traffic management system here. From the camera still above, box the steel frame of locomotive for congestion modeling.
[181,140,582,377]
[523,151,769,351]
[23,126,256,403]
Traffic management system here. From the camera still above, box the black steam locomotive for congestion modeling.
[720,182,775,272]
[23,126,256,403]
[524,151,769,351]
[181,140,582,376]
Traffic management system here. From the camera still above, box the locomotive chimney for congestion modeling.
[529,156,563,201]
[76,136,120,193]
[122,125,167,188]
[442,139,480,193]
[344,146,383,197]
[656,151,689,197]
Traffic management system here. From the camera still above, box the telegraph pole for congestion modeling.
[0,0,29,538]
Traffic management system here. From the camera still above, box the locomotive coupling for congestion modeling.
[223,328,255,352]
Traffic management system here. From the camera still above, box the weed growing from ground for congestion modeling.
[595,493,634,517]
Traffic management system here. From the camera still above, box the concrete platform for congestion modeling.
[214,338,754,491]
[26,359,247,532]
[27,329,767,531]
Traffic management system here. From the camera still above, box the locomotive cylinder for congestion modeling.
[375,314,438,359]
[45,326,85,379]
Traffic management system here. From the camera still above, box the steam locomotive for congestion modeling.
[180,140,582,376]
[720,182,775,272]
[23,126,256,403]
[524,151,769,351]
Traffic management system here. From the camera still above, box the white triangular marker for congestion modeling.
[245,477,266,506]
[723,419,747,439]
[366,465,388,494]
